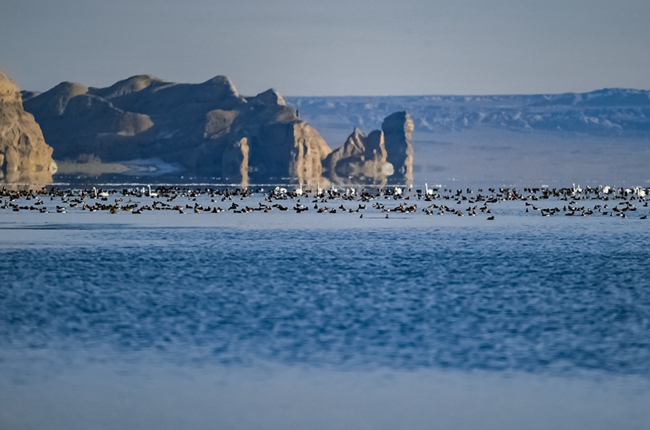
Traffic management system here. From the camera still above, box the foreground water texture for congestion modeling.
[1,187,650,429]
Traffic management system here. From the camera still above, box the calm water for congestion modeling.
[1,201,650,429]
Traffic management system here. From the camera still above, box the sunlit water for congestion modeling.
[1,193,650,429]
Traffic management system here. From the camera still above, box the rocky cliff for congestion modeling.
[324,112,413,186]
[382,111,414,185]
[0,70,57,187]
[23,75,415,186]
[325,128,390,186]
[23,75,333,186]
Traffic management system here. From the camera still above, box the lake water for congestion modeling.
[1,189,650,429]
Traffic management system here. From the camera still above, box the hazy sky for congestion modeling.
[1,0,649,96]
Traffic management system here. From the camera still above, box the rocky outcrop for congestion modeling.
[382,111,414,185]
[222,137,249,186]
[324,128,392,186]
[22,74,413,187]
[324,112,413,186]
[0,70,57,187]
[291,122,331,187]
[24,75,332,186]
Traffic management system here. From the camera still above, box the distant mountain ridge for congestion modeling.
[286,88,650,136]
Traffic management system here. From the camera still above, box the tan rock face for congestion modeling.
[222,137,249,187]
[0,70,57,188]
[291,122,331,187]
[0,72,22,104]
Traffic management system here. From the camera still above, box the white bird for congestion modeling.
[634,187,646,198]
[394,187,402,196]
[147,185,158,198]
[425,183,434,196]
[93,187,109,198]
[295,184,303,196]
[572,183,582,196]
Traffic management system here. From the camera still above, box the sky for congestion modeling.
[1,0,649,96]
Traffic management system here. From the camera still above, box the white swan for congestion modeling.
[634,187,646,199]
[93,187,109,198]
[147,185,158,198]
[572,183,582,196]
[425,183,434,196]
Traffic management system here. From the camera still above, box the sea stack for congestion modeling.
[0,70,57,187]
[324,128,393,186]
[382,111,414,185]
[324,111,414,186]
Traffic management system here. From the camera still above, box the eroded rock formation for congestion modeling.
[325,128,392,186]
[0,70,57,187]
[382,111,414,185]
[324,112,413,186]
[22,74,413,187]
[23,75,332,186]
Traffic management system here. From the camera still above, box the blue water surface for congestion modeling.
[1,223,649,376]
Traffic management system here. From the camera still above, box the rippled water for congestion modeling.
[2,202,650,429]
[2,222,650,375]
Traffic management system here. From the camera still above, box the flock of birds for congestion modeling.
[1,183,649,220]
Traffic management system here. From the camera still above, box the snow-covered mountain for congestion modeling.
[286,88,650,136]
